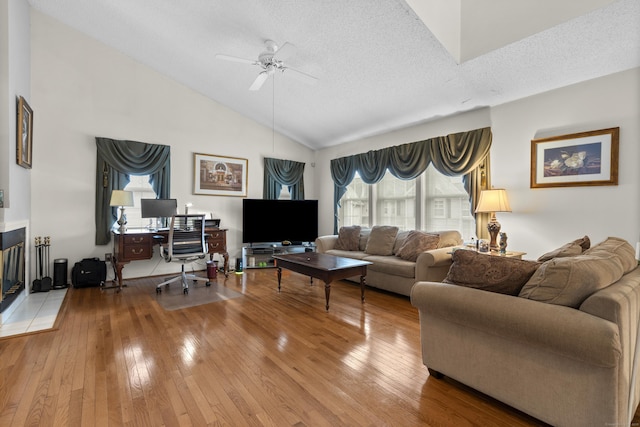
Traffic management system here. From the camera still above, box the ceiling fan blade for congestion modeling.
[283,66,318,85]
[249,71,270,91]
[215,54,257,66]
[273,42,296,61]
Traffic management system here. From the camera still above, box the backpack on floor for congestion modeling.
[71,258,106,288]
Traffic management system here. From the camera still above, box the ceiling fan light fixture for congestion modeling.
[217,39,318,91]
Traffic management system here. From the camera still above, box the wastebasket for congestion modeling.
[53,258,68,289]
[206,260,217,280]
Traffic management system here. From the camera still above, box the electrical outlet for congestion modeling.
[105,253,112,262]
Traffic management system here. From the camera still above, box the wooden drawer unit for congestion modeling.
[206,228,227,253]
[114,232,154,262]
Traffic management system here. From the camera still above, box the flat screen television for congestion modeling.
[140,198,178,219]
[242,199,318,244]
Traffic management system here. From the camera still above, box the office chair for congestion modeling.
[156,214,211,295]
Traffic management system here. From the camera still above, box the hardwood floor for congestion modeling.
[0,269,634,426]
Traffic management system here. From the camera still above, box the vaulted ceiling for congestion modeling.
[28,0,640,150]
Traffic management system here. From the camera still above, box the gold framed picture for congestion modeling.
[17,96,33,169]
[193,153,248,196]
[530,127,619,188]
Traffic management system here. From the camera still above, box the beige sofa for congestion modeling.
[411,237,640,427]
[315,227,462,296]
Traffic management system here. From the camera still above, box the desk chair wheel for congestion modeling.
[183,288,188,294]
[156,287,162,294]
[206,281,211,287]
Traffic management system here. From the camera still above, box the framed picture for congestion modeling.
[16,96,33,169]
[530,127,619,189]
[194,153,248,196]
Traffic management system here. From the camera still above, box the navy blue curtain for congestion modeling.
[95,137,171,245]
[263,157,305,200]
[329,127,492,233]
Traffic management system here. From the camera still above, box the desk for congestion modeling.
[110,228,229,290]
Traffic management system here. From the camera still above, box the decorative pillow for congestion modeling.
[574,235,591,251]
[358,229,371,251]
[334,226,361,251]
[584,237,637,273]
[444,250,541,295]
[396,231,440,262]
[519,253,624,308]
[364,225,399,255]
[393,230,412,254]
[537,242,583,262]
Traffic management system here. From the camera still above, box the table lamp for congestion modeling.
[110,190,134,233]
[475,188,511,251]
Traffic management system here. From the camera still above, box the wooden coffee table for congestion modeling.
[273,252,372,311]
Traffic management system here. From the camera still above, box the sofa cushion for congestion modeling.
[395,231,440,262]
[334,226,361,251]
[584,237,637,274]
[364,255,416,278]
[444,250,541,295]
[519,253,625,308]
[365,226,399,255]
[537,235,590,262]
[325,249,369,260]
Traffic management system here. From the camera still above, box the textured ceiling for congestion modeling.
[28,0,640,150]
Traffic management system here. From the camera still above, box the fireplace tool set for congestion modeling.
[32,236,52,292]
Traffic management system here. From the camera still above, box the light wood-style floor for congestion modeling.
[0,269,637,426]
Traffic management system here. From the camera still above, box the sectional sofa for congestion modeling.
[411,236,640,426]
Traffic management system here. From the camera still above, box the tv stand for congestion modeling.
[242,243,315,269]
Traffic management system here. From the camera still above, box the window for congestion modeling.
[279,185,291,200]
[122,175,158,229]
[338,173,369,227]
[376,173,416,229]
[338,166,475,239]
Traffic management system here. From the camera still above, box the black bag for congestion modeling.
[72,258,106,288]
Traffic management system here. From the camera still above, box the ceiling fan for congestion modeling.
[216,40,318,91]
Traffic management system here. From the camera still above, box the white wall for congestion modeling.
[0,0,32,323]
[491,68,640,259]
[0,0,31,227]
[30,10,316,279]
[315,68,640,260]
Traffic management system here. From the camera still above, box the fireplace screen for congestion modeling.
[0,228,26,313]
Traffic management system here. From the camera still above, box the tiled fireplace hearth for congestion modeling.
[0,228,26,314]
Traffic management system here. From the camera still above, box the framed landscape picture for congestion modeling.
[193,153,248,196]
[530,127,619,188]
[17,96,33,169]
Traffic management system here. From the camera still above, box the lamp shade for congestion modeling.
[475,189,511,213]
[109,190,134,207]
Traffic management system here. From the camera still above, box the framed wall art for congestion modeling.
[530,127,619,189]
[193,153,248,196]
[17,96,33,169]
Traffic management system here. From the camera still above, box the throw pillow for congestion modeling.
[393,230,412,254]
[364,225,399,255]
[574,235,591,251]
[537,235,590,262]
[444,250,541,295]
[334,226,361,251]
[396,231,440,262]
[584,236,637,273]
[519,253,625,308]
[537,242,583,262]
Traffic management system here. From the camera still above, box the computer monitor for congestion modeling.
[140,198,177,219]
